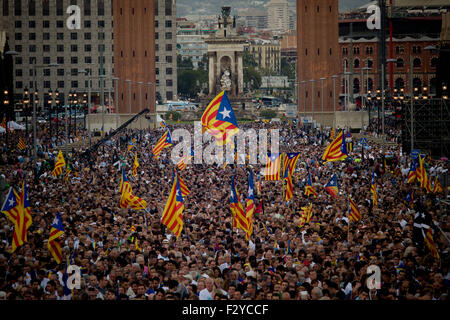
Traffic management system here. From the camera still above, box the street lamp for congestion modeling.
[125,80,132,114]
[344,72,351,110]
[310,79,315,126]
[301,80,306,120]
[320,77,326,127]
[331,75,339,129]
[23,88,30,136]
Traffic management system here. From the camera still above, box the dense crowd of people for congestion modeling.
[0,117,448,301]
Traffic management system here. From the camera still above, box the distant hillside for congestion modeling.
[177,0,369,17]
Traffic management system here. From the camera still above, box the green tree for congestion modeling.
[177,55,194,71]
[281,58,296,80]
[244,67,262,91]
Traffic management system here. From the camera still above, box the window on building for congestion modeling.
[413,58,421,68]
[156,56,159,62]
[14,0,21,16]
[43,33,50,40]
[3,0,9,16]
[166,79,173,87]
[166,44,172,51]
[353,47,360,55]
[56,0,63,15]
[15,33,22,40]
[71,81,78,88]
[155,32,158,40]
[165,0,171,15]
[84,20,91,28]
[84,0,91,15]
[155,44,159,51]
[56,20,64,28]
[43,80,50,89]
[396,58,404,68]
[15,45,22,52]
[29,20,35,28]
[15,20,21,28]
[71,57,78,64]
[165,20,172,28]
[58,81,64,88]
[166,68,172,75]
[71,33,77,40]
[354,59,359,68]
[165,32,172,39]
[98,20,105,28]
[43,56,50,64]
[57,69,64,76]
[43,20,49,28]
[98,0,104,15]
[43,68,50,76]
[16,81,23,89]
[29,33,36,40]
[57,33,64,40]
[70,68,78,76]
[15,57,22,64]
[98,44,105,52]
[84,32,91,40]
[85,57,92,63]
[430,57,438,68]
[166,91,173,100]
[395,78,404,88]
[57,57,64,64]
[57,44,64,52]
[84,44,91,52]
[42,0,49,15]
[71,45,77,52]
[98,32,105,40]
[15,69,22,77]
[165,55,172,63]
[43,44,50,52]
[155,20,158,28]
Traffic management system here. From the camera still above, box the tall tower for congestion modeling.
[114,0,156,114]
[297,0,340,120]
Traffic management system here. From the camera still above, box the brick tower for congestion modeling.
[297,0,340,122]
[114,0,156,114]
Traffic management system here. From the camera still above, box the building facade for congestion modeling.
[113,0,156,114]
[0,0,114,108]
[247,39,281,74]
[236,8,268,31]
[176,18,209,69]
[297,0,340,114]
[267,0,289,33]
[155,0,177,103]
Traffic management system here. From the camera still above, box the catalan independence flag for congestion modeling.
[433,177,443,193]
[48,212,65,264]
[425,227,440,260]
[322,131,348,162]
[283,153,300,179]
[298,203,313,228]
[65,164,72,181]
[52,150,66,177]
[132,152,139,178]
[245,170,255,241]
[176,170,190,197]
[264,153,282,181]
[17,136,26,150]
[371,172,378,206]
[407,158,419,183]
[201,90,239,146]
[161,169,184,239]
[230,176,249,233]
[329,128,335,140]
[417,155,432,193]
[176,147,193,171]
[119,169,132,209]
[348,196,361,222]
[284,166,293,202]
[122,192,148,210]
[304,172,317,198]
[152,130,173,158]
[324,174,339,198]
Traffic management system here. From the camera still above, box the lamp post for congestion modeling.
[137,81,143,130]
[23,88,30,137]
[301,80,306,120]
[4,51,19,146]
[310,79,315,126]
[332,75,339,129]
[344,71,351,110]
[125,80,132,115]
[78,69,91,145]
[320,77,326,127]
[113,77,119,129]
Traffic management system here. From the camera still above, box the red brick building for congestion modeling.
[296,0,340,113]
[113,0,156,114]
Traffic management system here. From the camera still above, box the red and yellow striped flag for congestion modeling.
[433,177,443,193]
[48,212,64,264]
[161,170,185,239]
[245,171,255,241]
[425,228,440,260]
[264,153,282,181]
[178,172,190,197]
[348,196,361,222]
[304,172,317,198]
[152,131,173,158]
[322,131,348,162]
[132,152,139,178]
[201,90,239,146]
[230,176,249,233]
[417,155,432,193]
[17,137,26,150]
[52,150,66,177]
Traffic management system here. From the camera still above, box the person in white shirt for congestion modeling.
[199,277,215,300]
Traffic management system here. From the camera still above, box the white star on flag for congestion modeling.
[248,188,254,197]
[219,107,231,119]
[176,189,181,197]
[8,198,15,207]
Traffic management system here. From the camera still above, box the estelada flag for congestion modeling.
[230,176,249,233]
[152,130,173,158]
[324,174,339,198]
[48,212,64,264]
[201,90,239,146]
[52,150,66,177]
[161,169,185,239]
[322,131,348,162]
